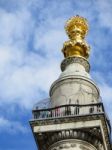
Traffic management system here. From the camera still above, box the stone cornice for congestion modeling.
[30,113,111,150]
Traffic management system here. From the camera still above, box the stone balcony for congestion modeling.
[30,99,111,150]
[32,102,106,120]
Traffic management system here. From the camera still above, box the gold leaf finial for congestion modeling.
[62,15,90,59]
[65,15,88,40]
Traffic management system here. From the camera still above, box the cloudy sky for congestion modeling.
[0,0,112,149]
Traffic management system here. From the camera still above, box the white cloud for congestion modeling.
[96,0,112,28]
[92,71,112,123]
[0,117,27,134]
[0,0,112,113]
[99,83,112,105]
[0,45,60,108]
[34,29,66,57]
[0,8,34,47]
[92,71,112,103]
[0,1,66,109]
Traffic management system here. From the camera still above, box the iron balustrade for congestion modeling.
[32,103,104,120]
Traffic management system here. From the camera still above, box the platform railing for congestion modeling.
[32,103,104,120]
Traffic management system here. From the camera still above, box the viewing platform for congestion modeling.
[33,102,104,120]
[30,99,111,135]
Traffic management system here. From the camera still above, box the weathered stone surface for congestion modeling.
[49,139,98,150]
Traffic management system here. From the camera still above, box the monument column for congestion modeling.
[30,16,111,150]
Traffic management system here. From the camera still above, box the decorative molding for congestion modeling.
[61,57,90,72]
[80,145,92,150]
[30,113,111,150]
[34,127,103,150]
[49,139,98,150]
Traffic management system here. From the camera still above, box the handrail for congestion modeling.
[32,103,104,119]
[33,102,103,112]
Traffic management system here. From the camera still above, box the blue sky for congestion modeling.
[0,0,112,149]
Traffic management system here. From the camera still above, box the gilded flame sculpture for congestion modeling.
[62,15,90,59]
